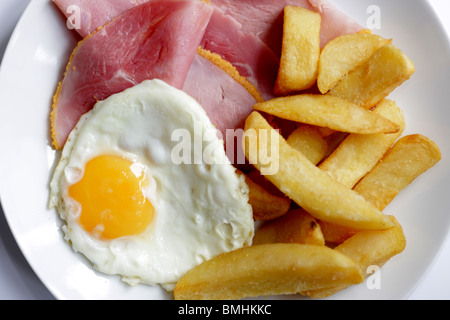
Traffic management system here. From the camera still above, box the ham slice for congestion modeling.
[183,53,256,166]
[52,0,150,38]
[183,53,256,138]
[50,0,363,150]
[200,8,279,101]
[51,0,213,149]
[210,0,363,56]
[52,0,362,99]
[53,0,362,52]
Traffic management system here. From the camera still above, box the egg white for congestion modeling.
[49,79,254,289]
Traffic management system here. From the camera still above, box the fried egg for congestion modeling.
[49,79,254,289]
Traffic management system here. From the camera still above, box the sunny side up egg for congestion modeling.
[49,79,254,289]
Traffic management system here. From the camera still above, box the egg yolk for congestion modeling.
[68,155,154,240]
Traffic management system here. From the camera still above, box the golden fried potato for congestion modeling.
[318,221,358,245]
[243,111,394,230]
[318,33,391,94]
[253,209,325,246]
[244,174,291,221]
[253,94,400,135]
[287,125,329,165]
[353,134,442,210]
[304,216,406,298]
[324,132,350,156]
[319,99,405,188]
[274,6,321,95]
[329,44,415,109]
[174,244,364,300]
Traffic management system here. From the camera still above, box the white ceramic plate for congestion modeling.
[0,0,449,300]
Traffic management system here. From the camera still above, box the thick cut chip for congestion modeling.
[243,173,291,221]
[304,216,406,298]
[318,221,358,245]
[174,244,363,300]
[328,44,415,109]
[317,33,391,94]
[353,134,442,210]
[243,111,394,230]
[253,209,325,246]
[319,99,405,189]
[274,6,321,95]
[287,125,329,165]
[253,95,400,135]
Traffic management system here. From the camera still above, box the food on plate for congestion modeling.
[209,0,363,56]
[52,0,149,38]
[321,133,440,245]
[195,48,264,104]
[318,221,358,245]
[354,134,442,211]
[274,6,321,95]
[317,33,391,94]
[48,0,442,300]
[243,173,291,221]
[182,50,260,163]
[199,7,280,101]
[319,99,405,188]
[253,209,325,246]
[287,125,329,165]
[173,243,363,300]
[253,94,401,135]
[243,111,395,230]
[304,216,406,298]
[49,80,254,288]
[53,0,364,57]
[50,0,213,149]
[328,44,416,109]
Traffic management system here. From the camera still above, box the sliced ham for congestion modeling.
[183,53,256,138]
[51,0,213,149]
[200,8,279,101]
[53,0,362,54]
[52,0,149,38]
[183,53,256,166]
[51,0,363,150]
[210,0,363,56]
[52,0,362,100]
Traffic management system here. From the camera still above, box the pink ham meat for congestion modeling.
[183,54,256,165]
[53,0,362,53]
[210,0,363,56]
[51,0,213,149]
[52,0,150,38]
[183,54,256,139]
[200,9,279,101]
[52,0,362,99]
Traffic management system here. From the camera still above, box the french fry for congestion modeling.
[243,111,394,230]
[318,221,358,245]
[318,101,403,245]
[244,174,291,221]
[318,33,391,94]
[253,94,400,135]
[287,125,329,165]
[274,6,321,95]
[253,209,325,246]
[174,244,364,300]
[324,132,350,157]
[304,216,406,298]
[353,134,442,210]
[319,99,406,189]
[328,44,415,109]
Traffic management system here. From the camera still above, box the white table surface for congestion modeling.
[0,0,449,300]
